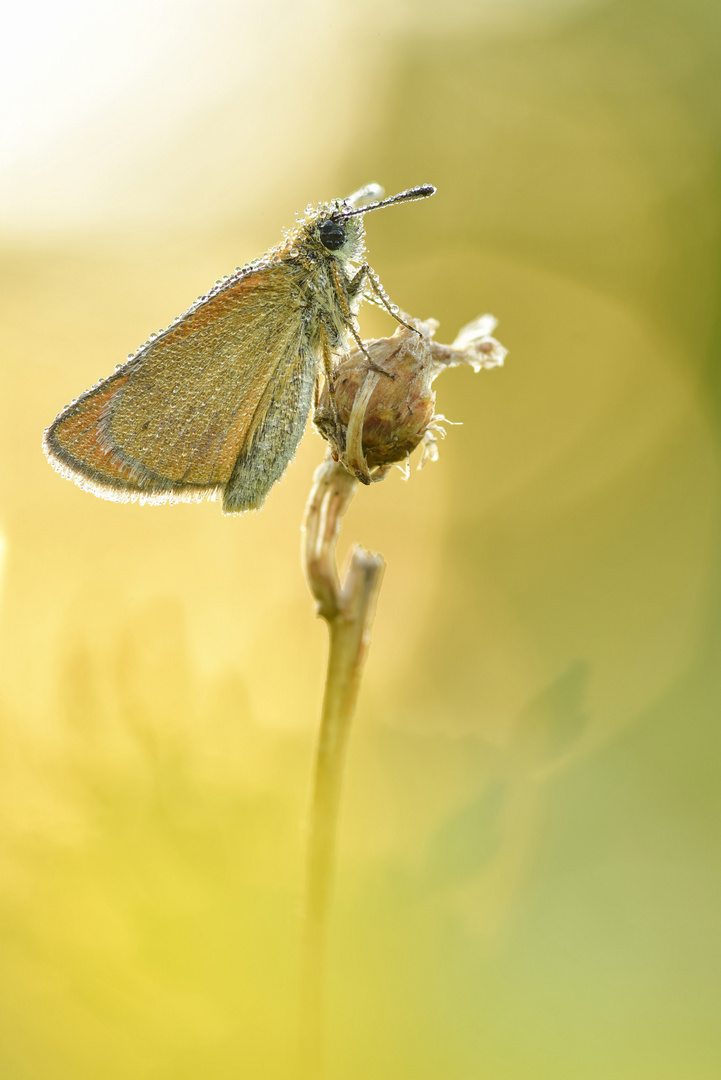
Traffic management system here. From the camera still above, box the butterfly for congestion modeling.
[43,182,435,513]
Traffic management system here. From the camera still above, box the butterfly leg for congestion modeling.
[347,321,396,380]
[331,260,394,378]
[347,264,422,338]
[321,337,346,436]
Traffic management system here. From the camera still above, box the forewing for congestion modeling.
[45,262,308,502]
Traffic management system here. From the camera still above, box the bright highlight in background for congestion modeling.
[0,0,599,232]
[1,0,362,231]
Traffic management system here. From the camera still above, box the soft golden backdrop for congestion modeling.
[1,0,720,1077]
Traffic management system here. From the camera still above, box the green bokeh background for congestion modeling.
[1,0,720,1076]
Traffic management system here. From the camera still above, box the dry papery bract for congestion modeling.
[313,314,507,484]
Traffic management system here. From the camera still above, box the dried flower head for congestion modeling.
[314,314,506,483]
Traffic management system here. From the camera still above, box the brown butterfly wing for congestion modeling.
[44,262,314,509]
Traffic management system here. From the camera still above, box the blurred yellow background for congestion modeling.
[2,0,720,1076]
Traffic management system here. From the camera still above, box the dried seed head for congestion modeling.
[315,320,436,473]
[314,314,506,484]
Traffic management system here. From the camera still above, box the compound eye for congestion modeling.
[318,219,347,251]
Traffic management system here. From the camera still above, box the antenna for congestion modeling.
[342,184,436,218]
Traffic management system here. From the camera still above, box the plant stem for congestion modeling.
[299,455,385,1078]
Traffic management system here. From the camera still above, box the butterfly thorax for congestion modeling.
[272,213,367,356]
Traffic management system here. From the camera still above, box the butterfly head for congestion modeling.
[310,206,367,261]
[299,183,436,264]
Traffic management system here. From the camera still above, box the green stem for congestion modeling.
[299,458,385,1078]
